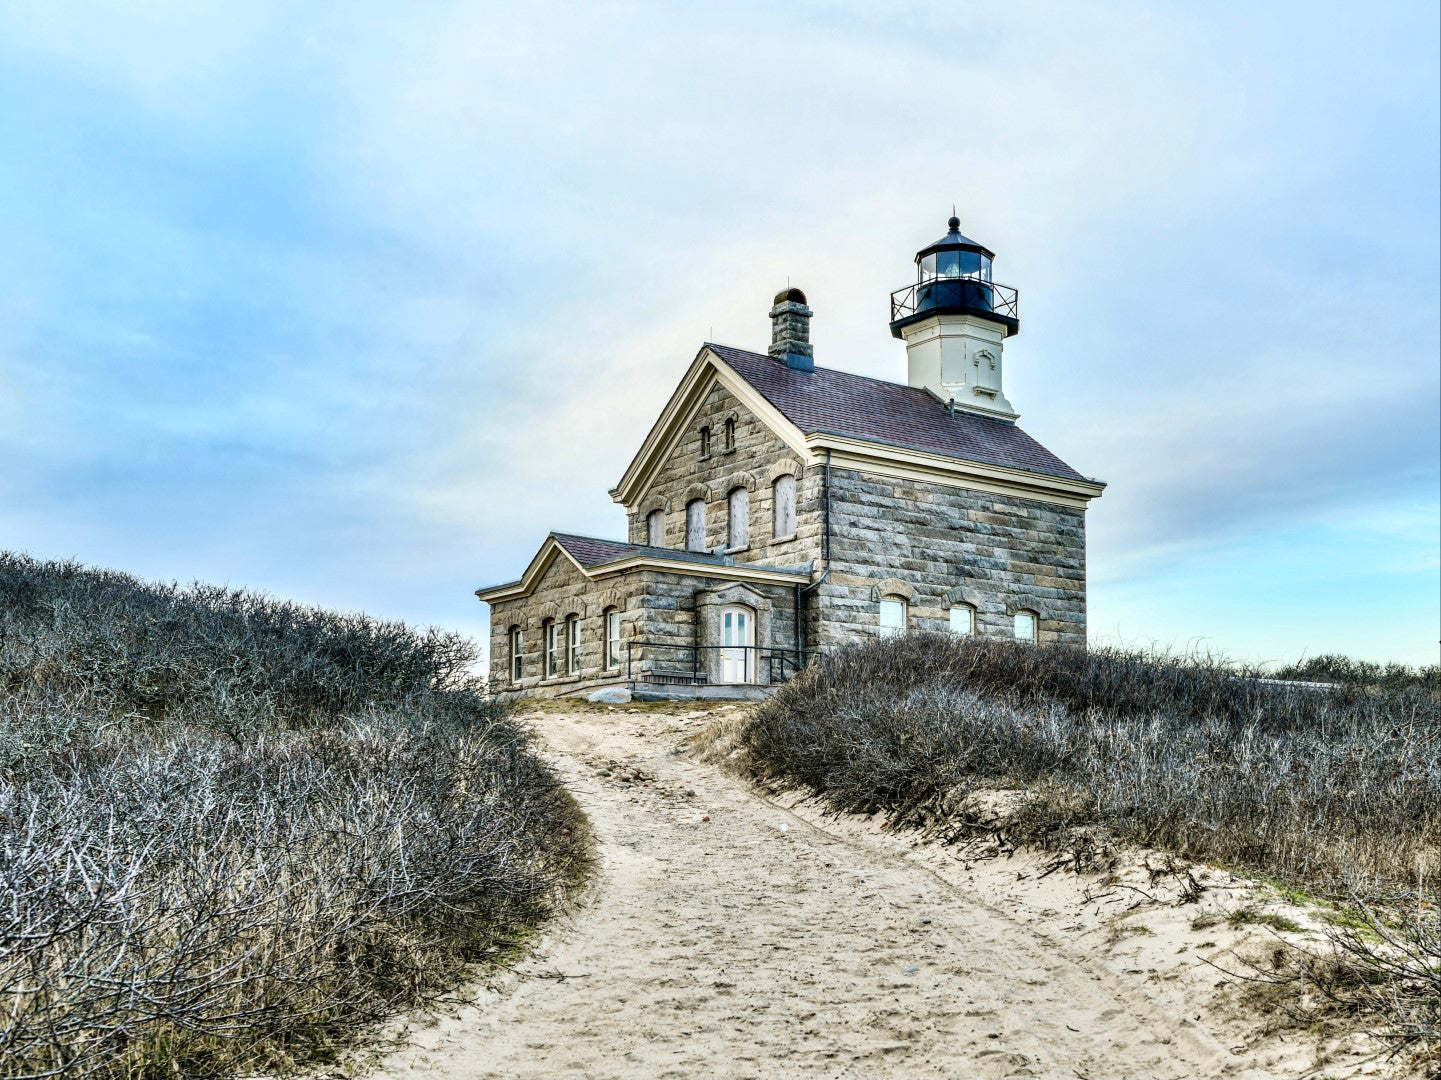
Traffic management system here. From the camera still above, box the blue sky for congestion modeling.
[1,1,1436,667]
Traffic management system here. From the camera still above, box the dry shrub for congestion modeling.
[744,634,1439,892]
[0,553,592,1078]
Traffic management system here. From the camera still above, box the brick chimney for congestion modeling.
[768,288,813,371]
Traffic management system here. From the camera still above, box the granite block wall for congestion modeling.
[816,466,1087,648]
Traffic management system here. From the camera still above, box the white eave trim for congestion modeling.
[609,346,814,507]
[587,555,807,586]
[475,541,807,605]
[474,538,589,603]
[806,433,1106,508]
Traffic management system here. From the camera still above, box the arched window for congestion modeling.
[685,498,707,551]
[604,608,621,670]
[949,604,975,636]
[727,486,749,550]
[509,626,524,683]
[646,509,664,547]
[772,474,796,540]
[543,619,559,676]
[878,596,907,639]
[699,425,711,458]
[723,417,736,451]
[1014,610,1038,644]
[565,614,581,674]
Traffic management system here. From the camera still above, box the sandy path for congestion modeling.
[367,706,1316,1080]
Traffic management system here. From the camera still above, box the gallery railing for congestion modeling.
[889,277,1019,323]
[624,641,814,688]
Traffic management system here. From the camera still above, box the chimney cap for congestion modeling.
[773,287,808,305]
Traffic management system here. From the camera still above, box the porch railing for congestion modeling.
[624,641,815,688]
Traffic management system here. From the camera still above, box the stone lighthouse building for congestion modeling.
[477,217,1105,698]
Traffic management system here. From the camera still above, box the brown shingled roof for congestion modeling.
[708,343,1085,481]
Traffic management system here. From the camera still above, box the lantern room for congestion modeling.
[889,216,1019,338]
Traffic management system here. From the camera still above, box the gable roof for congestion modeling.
[550,532,789,572]
[609,343,1104,509]
[475,531,808,604]
[707,344,1085,482]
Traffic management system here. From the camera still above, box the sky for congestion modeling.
[1,0,1437,668]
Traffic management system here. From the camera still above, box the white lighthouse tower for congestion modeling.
[889,216,1021,421]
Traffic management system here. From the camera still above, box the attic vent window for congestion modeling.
[699,425,711,458]
[772,474,796,540]
[726,487,749,551]
[723,418,736,452]
[685,498,707,551]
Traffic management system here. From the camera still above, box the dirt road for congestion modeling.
[366,705,1359,1080]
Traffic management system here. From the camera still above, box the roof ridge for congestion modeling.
[706,341,1088,481]
[708,341,988,411]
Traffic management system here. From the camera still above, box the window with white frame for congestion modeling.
[949,604,975,636]
[509,627,523,682]
[646,509,664,547]
[699,425,711,457]
[685,498,707,551]
[723,417,736,451]
[604,608,621,669]
[566,614,580,674]
[544,620,559,676]
[727,486,749,550]
[1014,610,1038,643]
[772,473,796,540]
[878,597,907,639]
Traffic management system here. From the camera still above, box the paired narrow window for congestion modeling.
[544,620,559,677]
[509,627,524,682]
[646,509,664,547]
[878,597,907,639]
[772,473,796,540]
[949,604,975,636]
[1014,610,1038,644]
[604,608,621,669]
[723,417,736,451]
[566,615,580,674]
[699,425,711,457]
[685,498,707,551]
[727,487,749,550]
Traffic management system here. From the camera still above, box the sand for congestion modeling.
[362,703,1391,1080]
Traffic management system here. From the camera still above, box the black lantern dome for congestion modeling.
[889,215,1019,338]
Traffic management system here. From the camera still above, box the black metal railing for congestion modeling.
[890,277,1019,324]
[624,641,815,688]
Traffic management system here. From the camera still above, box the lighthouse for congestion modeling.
[889,216,1021,421]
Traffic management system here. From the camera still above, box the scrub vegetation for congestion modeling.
[739,635,1440,1056]
[0,553,591,1079]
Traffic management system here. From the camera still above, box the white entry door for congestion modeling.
[719,605,754,683]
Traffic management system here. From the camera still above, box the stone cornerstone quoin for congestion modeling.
[476,216,1106,699]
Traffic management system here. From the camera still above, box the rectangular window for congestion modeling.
[699,426,711,457]
[879,598,906,639]
[545,622,559,676]
[646,509,664,547]
[510,629,523,682]
[605,610,621,669]
[567,616,580,674]
[949,606,974,636]
[686,499,707,551]
[1014,611,1037,643]
[772,474,796,540]
[727,487,749,550]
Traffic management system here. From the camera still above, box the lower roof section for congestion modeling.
[475,531,810,605]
